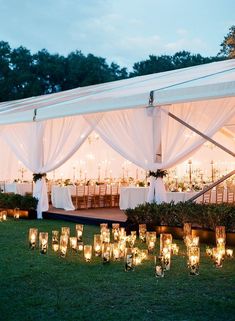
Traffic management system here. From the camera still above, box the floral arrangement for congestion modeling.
[148,170,168,178]
[33,173,47,183]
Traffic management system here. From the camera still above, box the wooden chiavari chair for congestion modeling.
[215,186,224,204]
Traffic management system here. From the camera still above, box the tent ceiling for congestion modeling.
[0,59,235,124]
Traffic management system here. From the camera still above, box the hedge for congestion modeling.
[125,202,235,232]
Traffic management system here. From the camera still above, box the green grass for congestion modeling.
[0,219,234,321]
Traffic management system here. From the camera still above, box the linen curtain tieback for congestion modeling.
[33,173,47,182]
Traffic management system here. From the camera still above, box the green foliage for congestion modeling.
[125,202,235,232]
[130,51,223,77]
[219,25,235,58]
[0,192,38,210]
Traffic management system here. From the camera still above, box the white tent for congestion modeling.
[0,59,235,218]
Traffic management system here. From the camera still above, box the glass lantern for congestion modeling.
[52,230,59,252]
[39,232,48,254]
[28,228,38,249]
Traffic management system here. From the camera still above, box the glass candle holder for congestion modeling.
[125,248,134,271]
[2,211,7,221]
[139,224,147,242]
[101,228,110,244]
[119,227,126,240]
[129,231,137,248]
[70,237,78,252]
[39,232,48,254]
[226,249,233,258]
[161,247,171,271]
[76,224,83,241]
[0,211,3,222]
[183,222,192,240]
[160,234,172,254]
[94,234,102,256]
[112,223,120,242]
[119,239,126,258]
[112,242,120,260]
[188,246,200,275]
[77,241,84,252]
[171,243,179,255]
[29,228,38,249]
[84,245,92,262]
[147,231,156,253]
[154,256,164,278]
[206,247,213,257]
[52,230,59,252]
[215,226,226,246]
[60,234,68,258]
[14,207,20,219]
[102,243,112,263]
[61,227,70,237]
[100,223,108,233]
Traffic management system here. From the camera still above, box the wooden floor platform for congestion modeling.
[43,206,127,226]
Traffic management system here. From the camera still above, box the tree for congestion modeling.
[219,25,235,58]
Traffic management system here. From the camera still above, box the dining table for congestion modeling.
[4,182,33,196]
[51,185,75,211]
[119,186,202,210]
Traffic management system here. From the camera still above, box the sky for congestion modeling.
[0,0,234,70]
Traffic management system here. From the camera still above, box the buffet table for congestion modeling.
[119,187,201,210]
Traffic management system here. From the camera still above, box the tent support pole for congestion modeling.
[166,111,235,201]
[188,169,235,202]
[167,111,235,158]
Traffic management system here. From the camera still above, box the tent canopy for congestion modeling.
[1,58,235,218]
[0,59,235,124]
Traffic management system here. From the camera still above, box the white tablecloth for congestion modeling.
[5,183,33,196]
[51,186,75,211]
[119,187,201,210]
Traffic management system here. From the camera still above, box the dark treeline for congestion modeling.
[0,41,225,102]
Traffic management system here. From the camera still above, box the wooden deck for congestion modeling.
[43,206,127,226]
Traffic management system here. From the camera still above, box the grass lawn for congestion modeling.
[0,218,234,321]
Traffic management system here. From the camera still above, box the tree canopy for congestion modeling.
[219,25,235,58]
[0,27,231,102]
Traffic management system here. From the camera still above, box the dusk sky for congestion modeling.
[0,0,234,69]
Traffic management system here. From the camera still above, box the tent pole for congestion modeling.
[167,111,235,158]
[188,169,235,202]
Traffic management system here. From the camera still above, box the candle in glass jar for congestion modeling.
[84,245,92,262]
[29,228,38,249]
[226,249,233,258]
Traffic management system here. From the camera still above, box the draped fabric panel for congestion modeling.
[86,97,235,202]
[1,115,95,218]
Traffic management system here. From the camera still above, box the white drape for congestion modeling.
[85,97,235,203]
[1,115,95,218]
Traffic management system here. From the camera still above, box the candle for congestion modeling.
[226,249,233,258]
[94,234,102,256]
[171,243,179,255]
[112,243,120,260]
[139,224,147,242]
[61,227,70,237]
[76,224,83,241]
[39,232,48,254]
[70,237,78,251]
[29,228,38,250]
[102,243,112,263]
[60,234,68,258]
[77,241,84,252]
[146,231,157,253]
[188,246,200,275]
[52,230,59,252]
[112,223,120,242]
[84,245,92,262]
[14,208,20,219]
[125,248,134,271]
